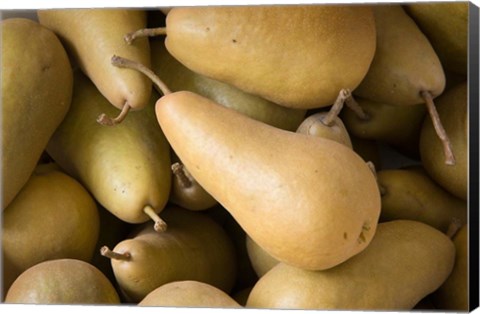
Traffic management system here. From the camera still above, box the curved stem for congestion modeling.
[172,162,193,188]
[322,89,350,126]
[100,246,131,261]
[124,27,167,45]
[143,205,167,232]
[111,55,172,96]
[421,90,456,166]
[96,102,131,126]
[345,93,370,121]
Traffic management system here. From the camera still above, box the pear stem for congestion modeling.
[143,205,167,232]
[172,162,193,189]
[446,217,463,239]
[124,27,167,45]
[345,94,370,121]
[111,55,172,96]
[100,246,131,261]
[322,89,351,126]
[96,102,131,126]
[421,90,456,166]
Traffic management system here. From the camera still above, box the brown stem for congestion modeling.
[345,93,370,121]
[421,91,456,166]
[100,246,131,261]
[446,217,463,239]
[172,162,193,188]
[96,102,131,126]
[124,27,167,45]
[111,55,172,96]
[143,205,167,232]
[321,89,351,126]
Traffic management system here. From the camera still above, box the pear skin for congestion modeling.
[154,90,381,271]
[246,220,455,310]
[5,259,120,304]
[353,5,445,106]
[246,234,280,278]
[341,97,426,159]
[419,82,467,200]
[151,39,306,131]
[404,2,468,75]
[164,5,376,109]
[432,224,468,311]
[37,9,152,120]
[1,18,73,209]
[101,207,237,303]
[2,163,100,287]
[138,281,241,308]
[377,166,467,233]
[296,112,353,148]
[46,71,171,228]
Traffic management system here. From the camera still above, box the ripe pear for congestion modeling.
[37,9,152,124]
[377,166,467,233]
[152,88,381,271]
[341,97,426,159]
[2,163,100,293]
[1,18,72,209]
[352,5,455,165]
[432,224,468,311]
[150,39,306,131]
[404,2,468,75]
[46,71,171,230]
[169,152,218,211]
[132,5,376,109]
[354,5,445,106]
[100,206,237,302]
[419,82,467,200]
[5,258,120,304]
[246,220,455,310]
[138,281,241,308]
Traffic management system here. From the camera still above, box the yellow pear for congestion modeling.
[100,207,237,303]
[46,71,171,230]
[127,5,376,109]
[404,2,468,75]
[5,258,120,304]
[138,281,241,308]
[37,9,152,124]
[2,163,100,292]
[1,18,72,209]
[377,166,467,233]
[246,220,455,310]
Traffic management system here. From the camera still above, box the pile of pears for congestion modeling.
[1,2,471,311]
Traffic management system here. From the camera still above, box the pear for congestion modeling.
[37,9,152,125]
[112,55,382,271]
[246,220,455,310]
[1,18,72,209]
[404,2,468,75]
[419,82,467,201]
[150,39,306,131]
[377,166,467,233]
[127,5,376,109]
[431,224,468,311]
[341,97,426,159]
[2,163,100,295]
[232,287,253,307]
[100,207,237,303]
[246,234,280,278]
[5,258,120,304]
[46,71,171,230]
[138,281,241,308]
[169,152,218,211]
[352,5,455,165]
